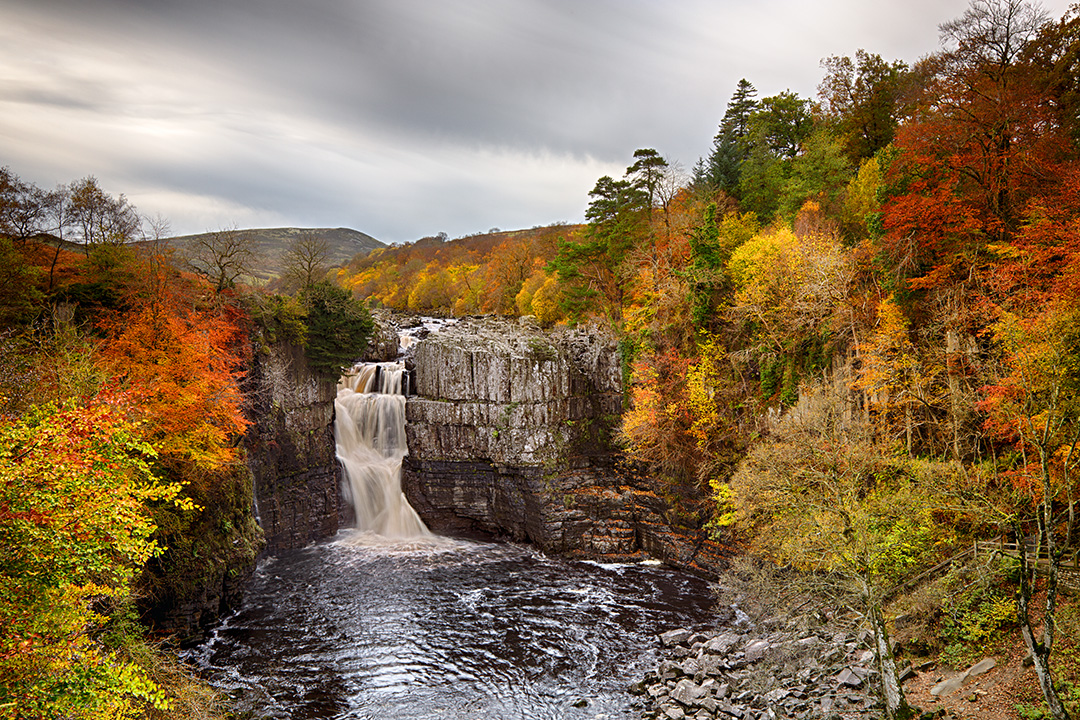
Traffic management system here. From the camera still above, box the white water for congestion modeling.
[335,363,430,539]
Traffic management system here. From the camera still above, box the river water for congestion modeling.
[186,533,716,720]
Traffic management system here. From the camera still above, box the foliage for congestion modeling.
[100,299,250,472]
[0,402,189,718]
[244,291,308,346]
[0,238,45,327]
[300,280,374,377]
[336,226,566,320]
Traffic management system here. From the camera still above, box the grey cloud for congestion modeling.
[3,0,1075,242]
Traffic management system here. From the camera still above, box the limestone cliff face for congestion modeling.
[244,340,342,554]
[402,317,726,575]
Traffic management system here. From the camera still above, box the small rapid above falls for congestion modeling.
[335,362,429,538]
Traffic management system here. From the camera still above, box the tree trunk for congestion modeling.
[867,591,916,720]
[1014,520,1071,720]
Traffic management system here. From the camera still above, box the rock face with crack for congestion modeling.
[401,317,726,572]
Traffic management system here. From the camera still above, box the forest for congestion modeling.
[2,0,1080,717]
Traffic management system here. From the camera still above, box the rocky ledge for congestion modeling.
[634,614,936,720]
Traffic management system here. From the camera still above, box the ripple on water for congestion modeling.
[187,532,716,720]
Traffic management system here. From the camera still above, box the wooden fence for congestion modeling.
[884,535,1079,600]
[974,535,1080,590]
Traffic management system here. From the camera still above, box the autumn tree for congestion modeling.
[731,385,944,720]
[100,296,250,472]
[979,302,1079,720]
[482,238,534,313]
[0,402,188,718]
[855,296,949,456]
[818,50,913,162]
[728,227,851,405]
[876,0,1063,459]
[184,226,256,292]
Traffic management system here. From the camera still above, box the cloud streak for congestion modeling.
[1,0,1072,243]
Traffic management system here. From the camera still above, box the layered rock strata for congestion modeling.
[402,317,724,573]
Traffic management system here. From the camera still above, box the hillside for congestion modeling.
[169,226,384,281]
[338,224,581,317]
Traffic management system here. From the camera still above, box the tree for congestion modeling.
[100,296,250,472]
[818,50,912,162]
[731,385,936,720]
[779,128,854,220]
[67,177,141,255]
[281,231,331,291]
[184,226,255,292]
[856,296,948,456]
[979,302,1079,720]
[930,0,1056,248]
[705,79,758,194]
[747,91,813,160]
[482,238,534,313]
[0,168,54,244]
[0,238,45,328]
[550,171,647,326]
[876,0,1064,459]
[1023,4,1080,142]
[0,402,187,718]
[940,0,1049,76]
[300,281,374,376]
[737,92,813,220]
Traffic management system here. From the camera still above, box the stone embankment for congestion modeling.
[635,614,918,720]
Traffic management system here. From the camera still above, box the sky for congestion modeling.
[1,0,1073,245]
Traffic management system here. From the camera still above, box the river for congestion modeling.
[185,532,716,719]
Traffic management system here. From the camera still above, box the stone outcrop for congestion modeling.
[402,316,725,574]
[244,339,342,554]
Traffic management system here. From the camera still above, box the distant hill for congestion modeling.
[168,227,384,281]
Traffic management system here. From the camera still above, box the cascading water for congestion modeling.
[335,362,429,538]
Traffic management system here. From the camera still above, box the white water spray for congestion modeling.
[335,362,430,538]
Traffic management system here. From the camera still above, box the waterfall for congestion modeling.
[335,362,430,538]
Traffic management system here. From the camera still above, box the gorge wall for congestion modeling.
[402,317,726,576]
[244,339,342,554]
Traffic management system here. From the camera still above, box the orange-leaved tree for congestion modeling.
[99,296,249,472]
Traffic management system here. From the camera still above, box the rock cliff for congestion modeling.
[244,340,342,554]
[402,317,726,575]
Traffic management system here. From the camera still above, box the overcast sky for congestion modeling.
[1,0,1072,244]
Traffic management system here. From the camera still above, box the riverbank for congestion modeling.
[635,588,1074,720]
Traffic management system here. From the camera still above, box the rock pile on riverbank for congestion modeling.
[634,611,907,720]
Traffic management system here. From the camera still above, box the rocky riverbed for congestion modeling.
[633,609,926,720]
